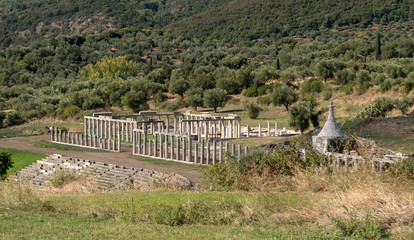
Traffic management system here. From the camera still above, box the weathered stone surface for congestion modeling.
[10,154,193,191]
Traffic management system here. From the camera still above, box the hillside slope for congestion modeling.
[0,0,232,49]
[166,0,414,41]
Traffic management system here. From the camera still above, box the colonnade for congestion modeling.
[132,131,248,165]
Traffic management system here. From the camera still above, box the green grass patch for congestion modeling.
[0,148,46,176]
[33,140,105,152]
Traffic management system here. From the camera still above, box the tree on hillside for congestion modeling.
[317,60,335,82]
[203,88,228,113]
[0,152,13,179]
[169,77,189,97]
[185,87,204,110]
[372,97,394,117]
[288,101,319,135]
[394,96,414,115]
[81,56,141,80]
[271,84,298,112]
[121,90,149,113]
[375,32,382,60]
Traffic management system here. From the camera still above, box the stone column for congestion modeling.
[201,140,205,164]
[275,122,278,136]
[166,116,169,133]
[138,132,142,155]
[219,141,223,162]
[183,137,187,161]
[160,134,164,158]
[177,137,181,161]
[247,125,250,138]
[245,146,248,155]
[154,134,158,157]
[206,141,210,165]
[267,121,270,137]
[232,120,235,138]
[165,135,169,159]
[133,131,136,154]
[258,123,262,137]
[232,144,235,156]
[92,119,95,137]
[238,145,242,161]
[143,132,147,155]
[212,141,217,164]
[149,140,153,156]
[188,137,192,162]
[170,135,174,159]
[195,143,199,164]
[238,120,241,138]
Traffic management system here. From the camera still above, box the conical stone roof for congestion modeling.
[317,101,344,138]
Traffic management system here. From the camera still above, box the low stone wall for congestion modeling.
[10,154,193,190]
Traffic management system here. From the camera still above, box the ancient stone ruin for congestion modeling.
[10,154,192,190]
[50,110,300,165]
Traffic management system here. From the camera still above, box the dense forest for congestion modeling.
[0,0,413,127]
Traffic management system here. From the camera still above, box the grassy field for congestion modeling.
[0,148,46,176]
[135,156,207,172]
[33,140,105,152]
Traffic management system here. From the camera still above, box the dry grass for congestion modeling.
[290,168,414,230]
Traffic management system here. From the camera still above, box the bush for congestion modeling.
[402,79,414,94]
[242,85,258,97]
[0,152,13,179]
[62,105,81,119]
[256,95,272,106]
[153,91,167,106]
[372,97,394,117]
[152,204,186,226]
[300,78,324,94]
[159,102,180,112]
[49,171,79,187]
[245,103,262,119]
[321,87,333,100]
[203,88,228,113]
[379,79,392,93]
[257,85,271,96]
[386,157,414,180]
[394,96,414,115]
[330,214,387,239]
[0,111,6,128]
[175,96,189,108]
[4,112,24,126]
[204,144,323,190]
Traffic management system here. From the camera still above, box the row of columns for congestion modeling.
[50,126,121,152]
[180,119,242,140]
[132,131,248,165]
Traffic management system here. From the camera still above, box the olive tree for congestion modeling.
[288,101,319,134]
[203,88,228,113]
[271,84,298,112]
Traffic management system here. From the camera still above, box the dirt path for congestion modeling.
[0,136,206,188]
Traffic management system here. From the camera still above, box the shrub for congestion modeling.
[256,95,272,106]
[49,171,79,187]
[372,97,394,117]
[257,85,271,96]
[394,96,414,115]
[245,103,262,119]
[386,157,414,180]
[204,143,323,190]
[300,78,324,94]
[121,90,149,113]
[184,87,203,110]
[321,87,333,100]
[402,79,414,94]
[0,152,13,179]
[379,79,392,93]
[0,111,6,128]
[330,214,387,239]
[242,85,258,97]
[4,112,24,126]
[62,105,81,119]
[159,102,180,112]
[175,96,189,108]
[152,204,186,226]
[153,91,167,106]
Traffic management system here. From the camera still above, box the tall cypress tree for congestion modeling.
[376,32,382,60]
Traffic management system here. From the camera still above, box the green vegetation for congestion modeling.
[0,148,46,176]
[0,152,13,179]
